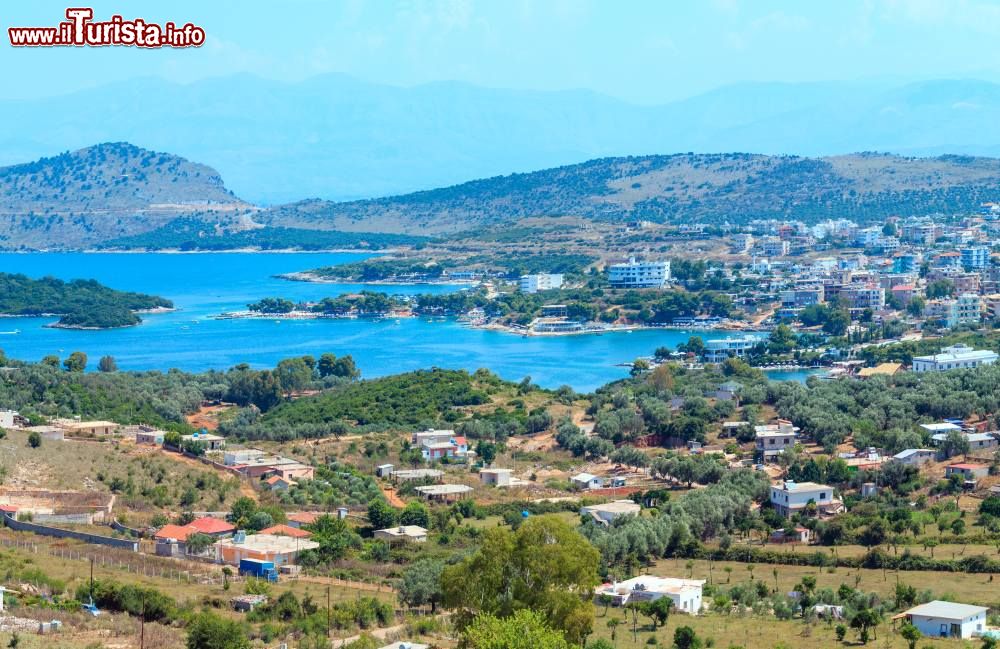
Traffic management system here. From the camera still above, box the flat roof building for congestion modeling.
[581,500,641,525]
[912,344,998,373]
[899,601,988,639]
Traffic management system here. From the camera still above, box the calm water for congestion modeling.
[0,252,757,391]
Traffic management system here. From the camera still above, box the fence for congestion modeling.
[1,513,138,551]
[0,535,230,585]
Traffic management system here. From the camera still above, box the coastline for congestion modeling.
[5,306,177,331]
[276,270,476,286]
[1,248,393,255]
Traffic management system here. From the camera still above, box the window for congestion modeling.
[820,492,827,499]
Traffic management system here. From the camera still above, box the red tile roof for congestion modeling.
[189,517,235,535]
[154,524,196,541]
[287,512,319,525]
[259,524,311,538]
[948,463,988,470]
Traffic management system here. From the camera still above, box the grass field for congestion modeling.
[586,606,972,649]
[651,558,1000,607]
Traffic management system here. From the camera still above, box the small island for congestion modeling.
[0,272,173,329]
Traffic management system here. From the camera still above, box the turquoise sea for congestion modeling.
[0,253,796,391]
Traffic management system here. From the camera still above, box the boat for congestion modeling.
[0,329,20,335]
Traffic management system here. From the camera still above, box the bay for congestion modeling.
[0,252,758,391]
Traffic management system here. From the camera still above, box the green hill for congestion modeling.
[260,152,1000,233]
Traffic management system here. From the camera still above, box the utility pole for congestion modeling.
[139,592,145,649]
[326,585,331,635]
[89,557,94,602]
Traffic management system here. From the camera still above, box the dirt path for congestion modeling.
[381,484,405,508]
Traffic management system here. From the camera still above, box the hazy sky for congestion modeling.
[4,0,1000,103]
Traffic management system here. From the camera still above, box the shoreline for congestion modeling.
[0,248,394,255]
[277,270,477,286]
[5,306,177,331]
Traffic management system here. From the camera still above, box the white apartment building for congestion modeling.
[608,259,671,289]
[912,344,998,372]
[703,336,760,363]
[519,273,564,294]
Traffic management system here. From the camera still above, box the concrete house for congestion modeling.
[571,473,604,490]
[181,432,226,450]
[755,421,798,462]
[479,467,513,487]
[374,525,428,543]
[945,463,990,480]
[595,576,704,614]
[580,500,641,525]
[215,533,319,566]
[769,481,840,518]
[899,601,988,639]
[891,449,936,467]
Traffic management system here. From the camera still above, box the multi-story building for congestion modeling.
[853,227,881,248]
[961,246,991,270]
[730,233,754,252]
[759,238,790,258]
[703,336,760,363]
[932,251,962,268]
[779,286,824,318]
[900,221,939,245]
[519,273,564,294]
[755,421,798,462]
[912,344,998,372]
[607,259,670,289]
[892,252,920,274]
[769,481,840,517]
[843,285,885,311]
[890,284,917,308]
[950,273,981,296]
[925,295,981,328]
[875,236,900,253]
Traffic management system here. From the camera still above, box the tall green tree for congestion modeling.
[63,351,87,372]
[441,515,600,645]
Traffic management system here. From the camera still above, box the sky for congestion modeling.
[3,0,1000,103]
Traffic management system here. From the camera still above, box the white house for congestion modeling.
[595,576,704,615]
[479,468,513,487]
[891,449,936,467]
[0,410,18,429]
[755,421,798,461]
[571,472,604,490]
[580,500,641,525]
[608,259,671,288]
[912,344,998,372]
[930,431,999,454]
[769,481,840,518]
[900,601,988,639]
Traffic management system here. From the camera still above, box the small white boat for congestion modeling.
[0,329,19,335]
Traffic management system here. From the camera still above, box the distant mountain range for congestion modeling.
[4,142,1000,248]
[7,76,1000,203]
